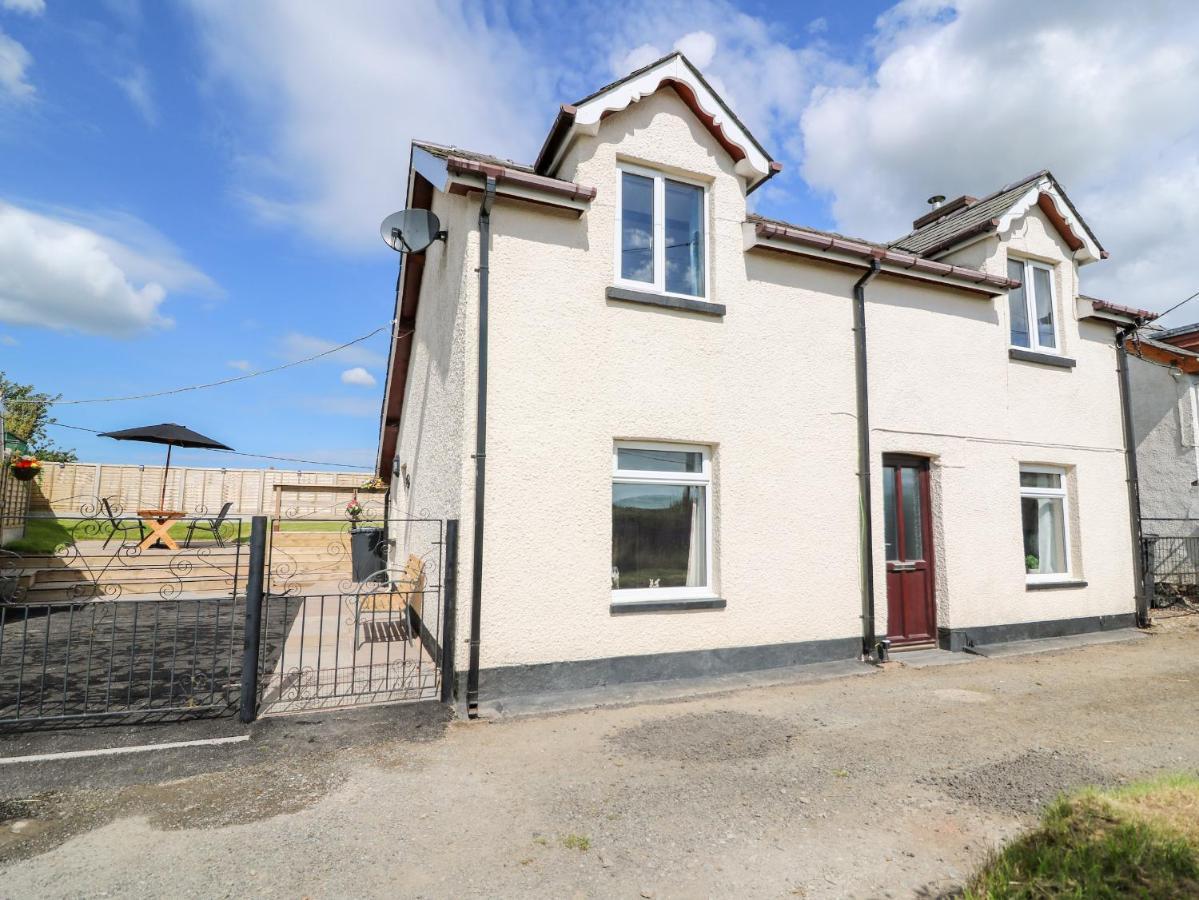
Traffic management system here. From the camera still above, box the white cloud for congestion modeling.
[0,30,33,100]
[674,31,717,69]
[800,0,1199,315]
[227,359,252,372]
[279,332,385,369]
[185,0,553,251]
[340,366,377,387]
[0,202,215,336]
[0,0,44,14]
[0,334,16,346]
[115,64,156,124]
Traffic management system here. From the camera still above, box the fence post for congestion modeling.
[239,516,268,723]
[440,519,459,703]
[1141,535,1158,613]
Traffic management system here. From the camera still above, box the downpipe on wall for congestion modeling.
[466,176,497,717]
[854,259,883,660]
[1115,326,1152,628]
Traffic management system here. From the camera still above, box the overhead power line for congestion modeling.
[47,422,374,470]
[6,322,406,407]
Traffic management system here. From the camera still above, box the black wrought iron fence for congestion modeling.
[1142,533,1199,609]
[0,596,245,726]
[0,505,460,729]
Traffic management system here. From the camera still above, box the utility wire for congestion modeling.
[1151,287,1199,325]
[47,422,374,470]
[7,322,405,407]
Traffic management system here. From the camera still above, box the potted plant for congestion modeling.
[1025,553,1040,573]
[8,454,40,482]
[346,496,364,525]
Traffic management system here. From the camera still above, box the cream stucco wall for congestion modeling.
[388,86,1137,677]
[388,187,477,566]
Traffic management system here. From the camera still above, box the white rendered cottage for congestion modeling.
[376,53,1150,709]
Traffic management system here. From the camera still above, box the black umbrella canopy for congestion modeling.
[99,424,234,511]
[98,423,233,451]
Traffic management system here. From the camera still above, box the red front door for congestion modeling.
[883,456,937,646]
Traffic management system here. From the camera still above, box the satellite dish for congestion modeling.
[380,209,444,253]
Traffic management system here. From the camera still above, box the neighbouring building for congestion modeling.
[1128,325,1199,537]
[376,53,1150,707]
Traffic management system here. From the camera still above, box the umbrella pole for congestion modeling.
[160,444,172,510]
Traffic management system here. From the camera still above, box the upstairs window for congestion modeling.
[1008,258,1058,352]
[617,166,706,298]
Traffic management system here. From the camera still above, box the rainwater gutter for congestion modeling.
[854,259,883,659]
[1116,326,1151,627]
[466,176,496,717]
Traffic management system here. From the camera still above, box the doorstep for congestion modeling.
[964,628,1147,659]
[891,648,979,668]
[472,659,876,720]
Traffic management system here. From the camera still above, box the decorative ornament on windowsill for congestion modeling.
[1025,554,1040,574]
[9,454,41,482]
[346,495,364,526]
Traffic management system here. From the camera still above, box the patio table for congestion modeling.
[137,510,187,551]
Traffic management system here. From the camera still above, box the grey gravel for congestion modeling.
[923,747,1113,816]
[0,615,1197,899]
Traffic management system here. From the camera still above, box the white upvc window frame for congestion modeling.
[1008,256,1060,354]
[611,440,714,603]
[614,162,710,300]
[1019,463,1073,584]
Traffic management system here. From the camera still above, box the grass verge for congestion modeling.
[965,773,1199,898]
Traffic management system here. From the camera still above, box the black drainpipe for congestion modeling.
[854,259,882,658]
[466,176,497,717]
[1116,325,1151,627]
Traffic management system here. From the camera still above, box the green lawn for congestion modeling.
[966,774,1199,898]
[2,517,383,554]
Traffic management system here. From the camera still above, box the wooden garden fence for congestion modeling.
[28,462,377,519]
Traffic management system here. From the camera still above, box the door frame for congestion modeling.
[882,453,938,646]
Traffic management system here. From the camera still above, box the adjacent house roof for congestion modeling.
[748,215,1019,296]
[1152,321,1199,351]
[534,52,780,192]
[889,170,1107,264]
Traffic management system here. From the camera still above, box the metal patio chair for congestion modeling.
[183,501,234,548]
[101,497,146,548]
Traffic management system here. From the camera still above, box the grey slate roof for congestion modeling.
[889,171,1047,255]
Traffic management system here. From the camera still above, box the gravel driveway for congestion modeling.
[1,616,1197,899]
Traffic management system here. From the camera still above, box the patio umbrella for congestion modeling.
[98,423,233,511]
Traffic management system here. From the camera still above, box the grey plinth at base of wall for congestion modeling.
[938,612,1136,652]
[1008,348,1077,368]
[472,635,860,699]
[605,286,726,317]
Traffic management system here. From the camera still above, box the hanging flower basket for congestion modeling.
[346,495,364,523]
[9,454,40,481]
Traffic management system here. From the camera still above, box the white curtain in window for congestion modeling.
[1037,499,1064,574]
[685,488,706,587]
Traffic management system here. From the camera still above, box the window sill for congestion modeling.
[606,286,725,317]
[1026,579,1088,591]
[610,597,726,614]
[1009,348,1076,369]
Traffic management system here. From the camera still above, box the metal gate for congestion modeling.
[252,516,457,715]
[0,495,458,728]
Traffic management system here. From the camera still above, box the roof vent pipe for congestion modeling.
[927,195,946,210]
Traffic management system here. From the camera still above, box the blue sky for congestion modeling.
[1,1,1197,471]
